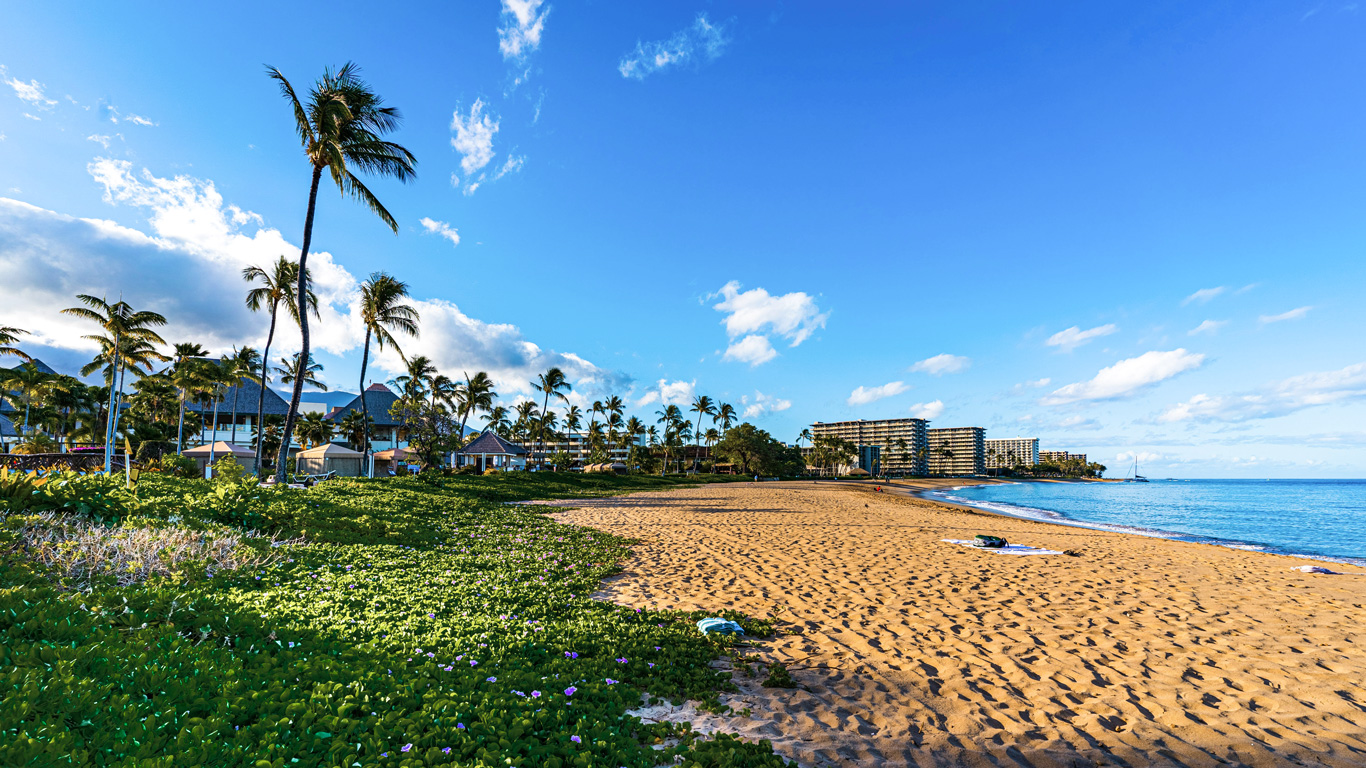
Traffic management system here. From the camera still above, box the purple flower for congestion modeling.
[401,743,413,752]
[470,660,478,666]
[531,690,541,698]
[457,723,466,730]
[606,678,618,685]
[428,613,435,618]
[443,747,452,754]
[486,676,497,682]
[564,686,577,696]
[570,735,582,744]
[616,658,628,663]
[647,663,655,669]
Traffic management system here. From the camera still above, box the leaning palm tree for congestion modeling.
[61,296,167,470]
[715,402,737,432]
[357,271,419,470]
[267,61,417,483]
[390,355,436,403]
[530,367,570,468]
[798,427,813,448]
[455,371,497,443]
[0,326,31,362]
[244,256,318,472]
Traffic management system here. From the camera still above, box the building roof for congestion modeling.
[457,431,527,456]
[184,377,293,416]
[327,383,402,427]
[0,413,16,438]
[372,447,414,460]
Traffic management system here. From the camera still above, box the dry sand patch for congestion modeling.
[548,481,1366,768]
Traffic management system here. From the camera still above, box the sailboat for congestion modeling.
[1126,456,1149,483]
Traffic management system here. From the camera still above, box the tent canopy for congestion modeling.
[296,443,364,458]
[182,441,255,458]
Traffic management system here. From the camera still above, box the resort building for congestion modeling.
[1040,450,1087,465]
[326,383,408,453]
[529,434,638,465]
[985,437,1039,470]
[927,427,986,476]
[810,418,929,475]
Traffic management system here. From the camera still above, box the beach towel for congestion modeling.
[696,618,745,636]
[942,539,1062,556]
[1293,565,1340,574]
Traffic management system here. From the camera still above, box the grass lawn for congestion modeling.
[0,472,789,767]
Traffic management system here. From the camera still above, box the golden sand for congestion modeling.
[548,481,1366,767]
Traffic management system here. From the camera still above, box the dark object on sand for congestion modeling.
[973,535,1008,549]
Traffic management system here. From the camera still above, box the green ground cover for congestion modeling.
[0,473,789,767]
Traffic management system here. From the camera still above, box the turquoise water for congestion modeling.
[934,479,1366,567]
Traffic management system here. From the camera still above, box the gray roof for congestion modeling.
[185,377,292,416]
[0,413,16,438]
[457,431,527,456]
[327,384,402,427]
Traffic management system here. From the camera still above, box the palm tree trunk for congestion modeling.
[537,392,550,469]
[359,328,372,476]
[176,394,186,454]
[277,166,323,483]
[109,360,129,465]
[209,394,221,471]
[229,381,240,444]
[254,304,278,474]
[103,342,121,471]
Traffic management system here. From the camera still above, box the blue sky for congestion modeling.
[2,1,1365,477]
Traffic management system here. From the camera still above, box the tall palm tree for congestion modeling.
[689,395,715,470]
[798,427,813,448]
[530,367,570,468]
[485,404,510,436]
[715,402,737,432]
[390,355,436,402]
[0,326,31,362]
[357,271,419,469]
[337,409,370,451]
[61,296,167,470]
[563,404,582,457]
[513,400,538,444]
[244,255,318,472]
[224,346,262,445]
[456,371,496,443]
[200,359,239,464]
[655,404,683,475]
[169,343,209,453]
[588,399,604,438]
[276,353,328,392]
[0,364,56,438]
[267,61,417,483]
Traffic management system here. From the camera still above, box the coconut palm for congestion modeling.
[266,61,417,483]
[223,346,262,445]
[530,368,570,468]
[357,271,419,467]
[296,411,335,449]
[0,326,31,362]
[61,296,167,470]
[689,395,715,470]
[200,358,239,463]
[655,404,683,474]
[798,427,813,448]
[563,404,582,456]
[485,404,510,436]
[244,255,318,471]
[588,400,604,437]
[169,343,209,453]
[275,353,328,392]
[390,355,436,402]
[337,409,371,451]
[456,371,497,444]
[0,363,57,438]
[715,402,737,432]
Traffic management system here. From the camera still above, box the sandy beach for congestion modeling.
[548,481,1366,768]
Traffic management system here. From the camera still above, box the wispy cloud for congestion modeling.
[450,99,509,195]
[619,13,731,80]
[742,390,791,419]
[419,217,460,247]
[1158,361,1366,423]
[910,353,970,376]
[910,400,944,420]
[1041,349,1205,405]
[712,281,827,367]
[847,381,908,406]
[1182,286,1225,305]
[1259,306,1312,324]
[498,0,549,61]
[635,379,695,408]
[123,114,157,127]
[1188,319,1226,336]
[1046,324,1117,352]
[2,66,57,108]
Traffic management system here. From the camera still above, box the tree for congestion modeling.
[357,271,419,471]
[936,442,955,476]
[713,423,802,476]
[563,404,582,458]
[689,395,715,470]
[388,396,458,470]
[391,355,436,402]
[797,427,813,448]
[199,359,239,464]
[296,411,336,449]
[455,371,496,444]
[337,409,372,451]
[654,404,683,474]
[485,405,510,436]
[267,61,417,483]
[169,343,209,454]
[61,296,168,471]
[0,363,56,438]
[244,255,318,472]
[0,326,31,362]
[715,402,737,432]
[530,368,570,468]
[222,346,262,445]
[276,353,328,392]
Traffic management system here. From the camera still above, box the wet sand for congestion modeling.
[547,481,1366,767]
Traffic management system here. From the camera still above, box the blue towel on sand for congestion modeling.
[696,618,745,636]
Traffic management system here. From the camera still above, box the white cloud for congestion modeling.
[741,390,791,419]
[419,217,460,247]
[22,113,40,121]
[1259,306,1312,324]
[1022,377,1051,388]
[498,0,549,61]
[0,160,627,401]
[450,99,499,192]
[635,379,696,409]
[1116,450,1164,465]
[910,400,944,420]
[1045,324,1117,352]
[1158,362,1366,423]
[721,334,777,366]
[619,13,731,80]
[1057,415,1101,431]
[123,114,157,127]
[1188,319,1226,336]
[2,68,57,108]
[1182,286,1225,305]
[910,353,970,376]
[712,281,826,366]
[1041,349,1205,405]
[86,134,114,149]
[847,381,907,406]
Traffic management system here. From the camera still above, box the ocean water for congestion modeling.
[933,479,1366,567]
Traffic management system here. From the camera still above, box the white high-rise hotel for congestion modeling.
[985,438,1039,469]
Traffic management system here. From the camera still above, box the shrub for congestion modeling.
[211,455,246,483]
[134,440,175,464]
[157,453,199,479]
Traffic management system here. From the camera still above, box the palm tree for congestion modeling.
[244,255,317,472]
[456,371,496,444]
[276,353,328,392]
[530,367,570,468]
[798,427,813,448]
[485,405,510,436]
[563,404,582,457]
[223,346,262,445]
[0,326,31,362]
[588,399,604,438]
[0,363,56,438]
[169,343,209,453]
[337,409,371,451]
[61,296,168,470]
[357,271,419,470]
[267,61,417,483]
[513,400,538,444]
[715,402,737,432]
[296,411,335,449]
[655,404,683,474]
[689,395,715,470]
[200,359,239,464]
[390,355,436,402]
